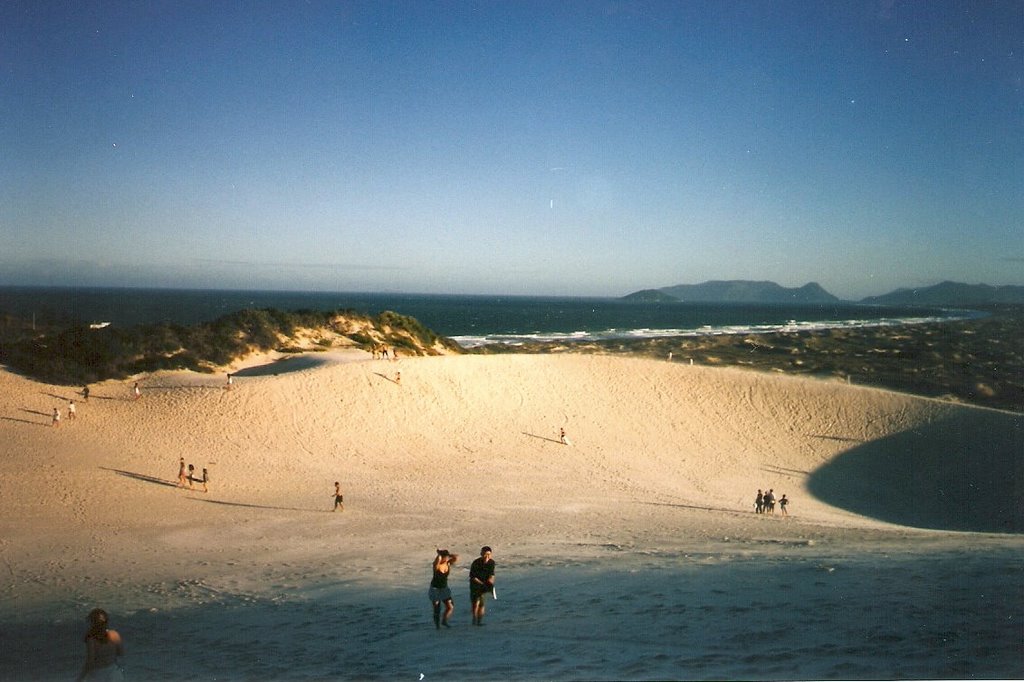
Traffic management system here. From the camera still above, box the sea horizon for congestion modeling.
[0,284,978,348]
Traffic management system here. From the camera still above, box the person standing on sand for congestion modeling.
[68,400,76,421]
[177,458,188,488]
[52,407,61,427]
[187,464,195,489]
[132,383,140,400]
[755,489,764,514]
[470,546,496,626]
[764,489,776,514]
[77,607,125,681]
[333,482,344,511]
[83,385,90,402]
[226,373,233,390]
[779,494,789,516]
[201,468,209,493]
[429,549,458,629]
[559,428,572,446]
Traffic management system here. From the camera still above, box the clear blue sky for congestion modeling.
[1,1,1021,299]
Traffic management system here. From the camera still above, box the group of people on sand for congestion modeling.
[52,399,77,427]
[370,344,401,360]
[70,550,497,678]
[51,386,93,426]
[177,457,209,492]
[53,383,140,425]
[428,546,496,629]
[755,488,788,516]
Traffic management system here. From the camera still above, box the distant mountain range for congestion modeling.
[623,280,1024,306]
[859,281,1024,306]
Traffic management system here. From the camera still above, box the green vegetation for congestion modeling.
[0,308,462,385]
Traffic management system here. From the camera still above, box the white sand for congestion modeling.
[1,352,1021,680]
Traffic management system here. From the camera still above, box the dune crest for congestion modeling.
[2,353,1021,679]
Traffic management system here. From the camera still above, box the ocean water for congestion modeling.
[0,286,972,347]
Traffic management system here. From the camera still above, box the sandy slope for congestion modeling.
[0,353,1021,680]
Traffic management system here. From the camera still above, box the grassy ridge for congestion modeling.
[0,308,462,384]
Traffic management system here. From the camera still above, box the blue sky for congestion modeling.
[1,1,1021,299]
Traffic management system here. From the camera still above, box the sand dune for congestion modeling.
[1,353,1020,680]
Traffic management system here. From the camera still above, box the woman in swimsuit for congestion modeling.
[428,549,458,629]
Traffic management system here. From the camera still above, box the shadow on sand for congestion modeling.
[807,409,1024,533]
[102,467,179,489]
[522,431,564,445]
[233,356,329,377]
[189,498,329,513]
[2,415,46,427]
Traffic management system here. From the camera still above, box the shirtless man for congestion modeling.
[333,482,344,511]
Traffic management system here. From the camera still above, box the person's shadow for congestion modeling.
[522,432,563,444]
[101,467,178,488]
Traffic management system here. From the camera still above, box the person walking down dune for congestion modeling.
[177,458,188,488]
[52,407,60,428]
[470,546,496,626]
[82,385,90,402]
[68,400,76,421]
[132,383,141,401]
[429,549,459,629]
[201,468,209,493]
[187,464,195,489]
[333,482,344,511]
[77,607,124,681]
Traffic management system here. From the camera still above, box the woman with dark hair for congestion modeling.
[429,549,458,629]
[77,608,124,681]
